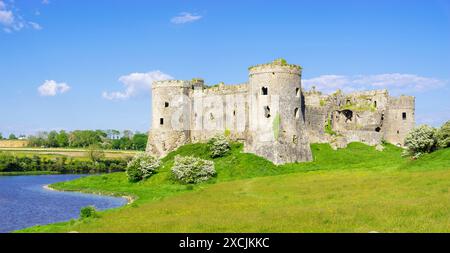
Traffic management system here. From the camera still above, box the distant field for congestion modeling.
[18,142,450,233]
[0,147,139,159]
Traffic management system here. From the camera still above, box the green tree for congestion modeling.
[56,130,69,147]
[0,133,3,140]
[87,144,105,162]
[47,131,59,147]
[437,120,450,148]
[132,133,148,151]
[8,134,17,140]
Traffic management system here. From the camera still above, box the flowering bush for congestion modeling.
[171,155,216,184]
[437,120,450,148]
[126,152,161,182]
[80,206,98,219]
[207,135,231,158]
[404,125,438,158]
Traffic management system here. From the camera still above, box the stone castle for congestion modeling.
[146,59,415,165]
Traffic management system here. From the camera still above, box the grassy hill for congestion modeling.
[18,142,450,233]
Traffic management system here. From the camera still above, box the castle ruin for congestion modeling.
[146,59,415,165]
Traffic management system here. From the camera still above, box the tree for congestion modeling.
[56,130,69,147]
[47,131,59,147]
[436,120,450,148]
[123,130,133,139]
[87,144,105,163]
[112,130,121,140]
[8,134,17,140]
[404,125,438,158]
[132,133,148,151]
[0,133,3,140]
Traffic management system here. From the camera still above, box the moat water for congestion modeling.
[0,174,127,233]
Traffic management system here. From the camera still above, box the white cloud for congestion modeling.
[42,0,50,4]
[38,80,71,96]
[0,1,42,32]
[303,73,447,95]
[102,71,173,100]
[28,21,42,30]
[171,12,202,24]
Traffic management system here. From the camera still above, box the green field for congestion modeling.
[17,142,450,233]
[0,147,138,160]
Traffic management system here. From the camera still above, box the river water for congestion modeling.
[0,174,127,233]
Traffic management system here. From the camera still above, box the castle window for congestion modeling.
[402,112,407,120]
[346,99,351,105]
[210,113,215,120]
[293,135,298,144]
[261,86,268,95]
[164,102,169,108]
[296,88,300,97]
[160,118,164,125]
[294,108,299,118]
[397,130,400,134]
[264,106,271,118]
[374,101,377,108]
[233,110,236,116]
[375,127,381,132]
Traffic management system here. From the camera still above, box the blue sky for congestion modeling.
[1,0,449,136]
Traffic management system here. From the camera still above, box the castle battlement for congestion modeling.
[153,79,191,88]
[147,59,416,164]
[248,58,302,74]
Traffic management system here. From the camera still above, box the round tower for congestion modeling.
[147,80,191,157]
[245,59,312,164]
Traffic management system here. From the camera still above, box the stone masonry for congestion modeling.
[147,59,415,164]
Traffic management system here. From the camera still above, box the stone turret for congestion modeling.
[245,59,312,164]
[146,80,191,157]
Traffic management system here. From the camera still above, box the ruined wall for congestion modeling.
[303,91,330,143]
[384,96,415,145]
[146,60,416,163]
[190,83,249,143]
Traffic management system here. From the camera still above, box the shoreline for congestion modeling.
[43,184,136,205]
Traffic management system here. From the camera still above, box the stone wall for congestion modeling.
[146,59,416,163]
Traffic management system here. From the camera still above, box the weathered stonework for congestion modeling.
[147,59,415,164]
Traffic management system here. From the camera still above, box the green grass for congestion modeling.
[17,142,450,233]
[0,147,138,160]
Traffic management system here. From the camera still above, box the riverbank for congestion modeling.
[16,142,450,233]
[43,184,136,204]
[0,171,60,176]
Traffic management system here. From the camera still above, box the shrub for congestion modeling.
[207,135,230,158]
[436,120,450,149]
[80,206,98,219]
[126,152,161,182]
[404,125,438,157]
[171,155,216,184]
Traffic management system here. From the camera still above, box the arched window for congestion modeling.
[160,118,164,125]
[261,87,268,95]
[164,102,169,108]
[294,108,299,118]
[264,106,271,118]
